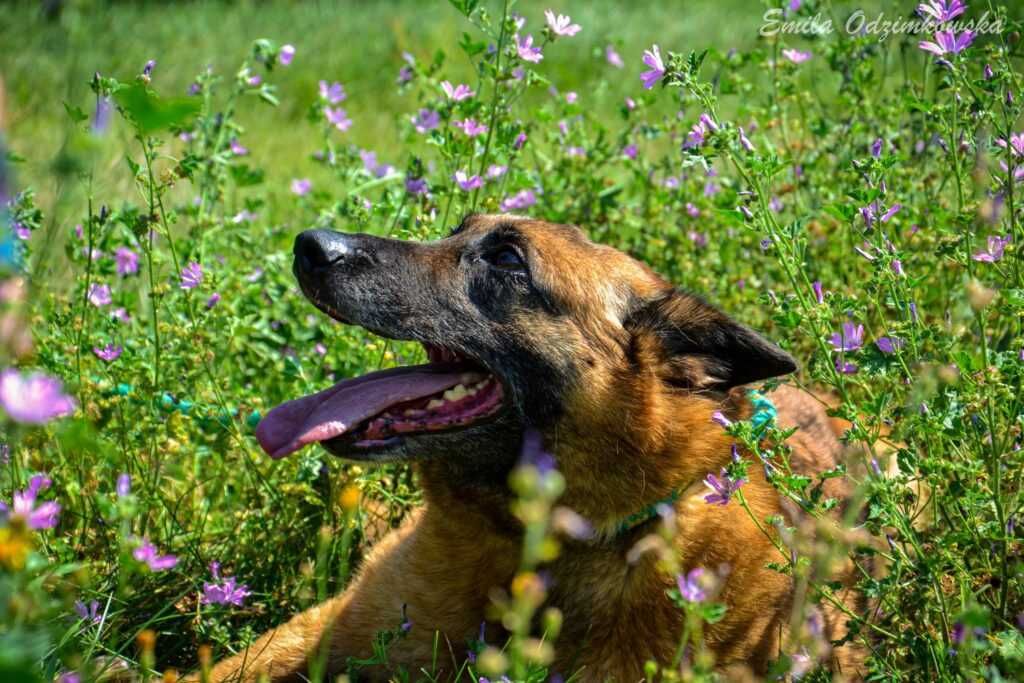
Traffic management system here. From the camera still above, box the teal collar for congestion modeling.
[610,389,778,538]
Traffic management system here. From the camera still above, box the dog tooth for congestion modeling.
[426,399,444,410]
[444,384,468,402]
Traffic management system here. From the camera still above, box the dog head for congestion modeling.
[256,214,795,526]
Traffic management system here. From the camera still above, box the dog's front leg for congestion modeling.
[199,507,518,682]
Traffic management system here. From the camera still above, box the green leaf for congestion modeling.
[113,82,199,135]
[63,102,88,124]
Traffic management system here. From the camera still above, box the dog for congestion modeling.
[201,213,866,681]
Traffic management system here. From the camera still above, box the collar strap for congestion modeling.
[610,389,778,538]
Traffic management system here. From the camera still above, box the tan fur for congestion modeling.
[199,216,866,682]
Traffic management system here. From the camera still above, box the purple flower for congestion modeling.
[917,0,966,23]
[871,138,884,158]
[516,35,544,63]
[828,322,865,352]
[202,562,251,606]
[406,177,429,195]
[441,81,474,101]
[514,132,528,149]
[88,284,112,307]
[812,281,824,304]
[640,44,665,89]
[486,164,507,180]
[683,121,709,149]
[116,473,131,498]
[57,674,80,683]
[677,568,707,602]
[835,358,858,374]
[397,65,413,84]
[501,189,537,212]
[359,150,394,178]
[180,262,203,290]
[782,49,812,64]
[519,427,556,474]
[891,259,904,276]
[115,247,139,276]
[141,59,156,80]
[606,45,624,68]
[876,337,905,354]
[544,10,581,37]
[0,369,76,425]
[411,108,440,134]
[995,133,1024,156]
[133,538,178,571]
[565,91,578,104]
[318,80,346,104]
[951,622,966,645]
[454,118,488,137]
[972,235,1010,262]
[623,144,638,160]
[711,411,732,428]
[279,44,295,66]
[291,178,312,196]
[919,30,976,56]
[91,96,112,136]
[324,106,352,132]
[206,292,221,309]
[92,344,122,362]
[246,74,261,87]
[703,470,745,506]
[860,201,901,229]
[686,202,700,217]
[74,599,102,624]
[229,138,248,156]
[739,126,755,152]
[453,171,483,192]
[110,308,130,323]
[0,474,61,529]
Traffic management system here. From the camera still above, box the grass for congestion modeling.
[1,0,1023,680]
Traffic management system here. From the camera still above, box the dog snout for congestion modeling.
[293,230,375,276]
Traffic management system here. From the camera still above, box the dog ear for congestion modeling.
[626,290,796,389]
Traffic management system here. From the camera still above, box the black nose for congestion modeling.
[293,229,370,275]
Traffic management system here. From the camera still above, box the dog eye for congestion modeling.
[484,246,526,272]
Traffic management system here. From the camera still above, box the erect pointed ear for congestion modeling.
[625,289,797,389]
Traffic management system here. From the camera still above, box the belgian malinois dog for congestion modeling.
[203,214,865,681]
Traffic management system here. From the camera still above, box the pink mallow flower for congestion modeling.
[318,80,346,104]
[0,369,76,424]
[828,322,865,352]
[180,262,203,290]
[454,118,488,137]
[324,106,352,132]
[202,561,252,606]
[115,248,139,276]
[703,469,745,506]
[782,49,812,64]
[92,344,122,362]
[640,44,665,89]
[516,34,544,63]
[278,44,295,66]
[453,171,483,192]
[441,81,474,101]
[132,538,178,571]
[972,235,1010,262]
[501,189,537,212]
[291,178,312,196]
[0,474,60,529]
[544,10,581,37]
[606,45,624,68]
[88,283,112,307]
[919,30,976,56]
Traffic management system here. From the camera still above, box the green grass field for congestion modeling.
[2,0,1023,680]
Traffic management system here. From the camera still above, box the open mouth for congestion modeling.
[255,343,505,459]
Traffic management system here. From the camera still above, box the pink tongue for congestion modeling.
[255,365,479,459]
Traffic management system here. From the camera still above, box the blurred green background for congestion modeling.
[1,0,765,216]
